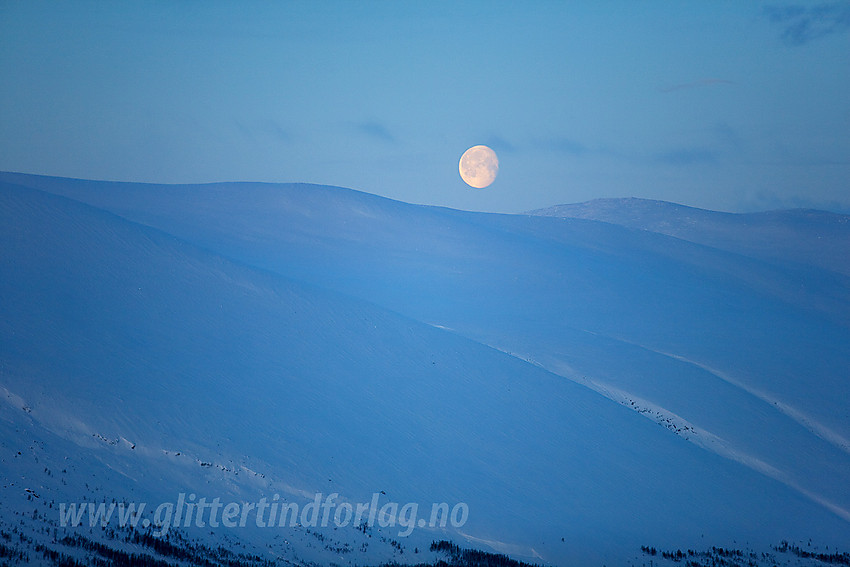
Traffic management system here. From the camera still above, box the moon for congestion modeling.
[459,145,499,188]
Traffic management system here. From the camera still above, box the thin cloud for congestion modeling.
[353,121,396,143]
[484,135,517,154]
[763,2,850,45]
[659,78,735,93]
[262,120,291,143]
[237,119,292,144]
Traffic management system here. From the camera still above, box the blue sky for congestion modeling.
[1,1,848,213]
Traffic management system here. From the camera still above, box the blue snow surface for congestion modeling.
[1,171,849,566]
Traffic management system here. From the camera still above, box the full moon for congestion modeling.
[459,145,499,188]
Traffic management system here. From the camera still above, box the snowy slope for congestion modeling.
[530,197,850,276]
[2,175,849,565]
[5,173,848,510]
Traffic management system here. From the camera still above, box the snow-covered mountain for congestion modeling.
[1,172,849,566]
[531,198,850,276]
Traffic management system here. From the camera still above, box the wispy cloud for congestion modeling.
[483,135,517,154]
[763,2,850,45]
[352,121,396,143]
[237,119,292,144]
[262,120,291,143]
[659,78,735,93]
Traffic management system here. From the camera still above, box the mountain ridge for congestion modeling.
[529,197,850,276]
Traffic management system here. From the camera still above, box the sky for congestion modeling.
[1,1,848,214]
